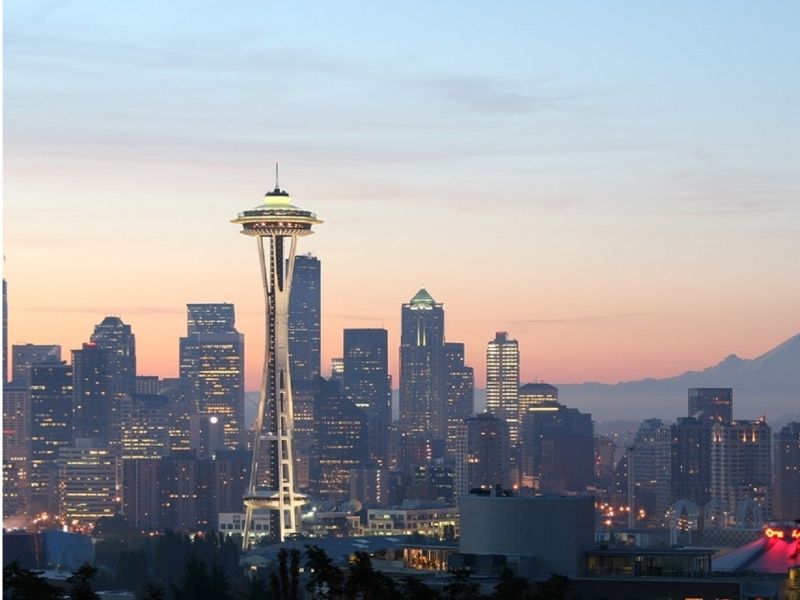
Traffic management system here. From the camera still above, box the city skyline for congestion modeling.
[4,2,799,395]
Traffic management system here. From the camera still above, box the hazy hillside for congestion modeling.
[558,333,800,423]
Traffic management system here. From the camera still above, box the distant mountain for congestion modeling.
[557,333,800,424]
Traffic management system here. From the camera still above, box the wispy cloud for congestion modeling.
[19,305,185,316]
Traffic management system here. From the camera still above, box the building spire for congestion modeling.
[275,162,280,192]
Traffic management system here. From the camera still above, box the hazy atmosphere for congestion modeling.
[5,1,799,401]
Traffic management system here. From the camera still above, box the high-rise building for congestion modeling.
[399,288,446,440]
[486,332,520,445]
[343,328,391,465]
[454,412,510,497]
[444,342,474,456]
[58,439,118,525]
[72,343,113,443]
[29,362,73,514]
[688,388,733,425]
[288,254,321,388]
[179,304,244,449]
[91,316,136,399]
[135,375,161,395]
[3,381,30,518]
[710,418,772,523]
[309,378,368,500]
[120,394,171,459]
[669,416,712,508]
[773,421,800,520]
[629,418,671,524]
[12,344,62,386]
[187,303,236,335]
[518,383,559,416]
[2,279,7,384]
[232,174,320,545]
[518,396,593,493]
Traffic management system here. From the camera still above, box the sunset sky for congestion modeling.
[4,2,799,391]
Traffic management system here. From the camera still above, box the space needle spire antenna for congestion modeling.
[232,171,322,549]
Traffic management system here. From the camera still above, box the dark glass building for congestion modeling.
[773,421,800,520]
[343,328,391,465]
[688,388,733,424]
[179,304,244,449]
[399,288,446,440]
[444,342,474,456]
[29,362,73,513]
[71,342,113,442]
[454,412,510,496]
[309,377,368,500]
[11,344,61,386]
[519,399,593,493]
[90,316,137,399]
[288,254,321,388]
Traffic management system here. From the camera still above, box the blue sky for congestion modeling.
[4,1,799,394]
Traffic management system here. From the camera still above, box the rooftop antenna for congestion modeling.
[275,162,280,192]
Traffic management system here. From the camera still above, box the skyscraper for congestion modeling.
[289,254,321,389]
[399,288,446,440]
[3,279,8,384]
[11,343,61,386]
[29,362,74,514]
[710,418,772,523]
[309,377,368,500]
[179,304,244,449]
[72,342,113,442]
[773,421,800,520]
[518,393,593,493]
[689,388,733,424]
[58,439,118,525]
[91,316,137,399]
[444,342,474,456]
[343,328,391,465]
[486,332,520,445]
[232,174,321,546]
[187,303,236,335]
[3,381,30,518]
[454,412,510,497]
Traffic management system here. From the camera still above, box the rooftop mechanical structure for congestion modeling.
[232,169,322,548]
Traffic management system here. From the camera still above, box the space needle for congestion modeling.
[232,167,321,548]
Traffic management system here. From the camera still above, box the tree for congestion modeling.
[67,564,101,600]
[401,577,441,600]
[209,559,233,600]
[531,574,569,600]
[491,568,528,600]
[171,556,210,600]
[305,545,344,600]
[344,551,398,600]
[139,583,166,600]
[3,561,63,600]
[271,548,301,600]
[442,568,484,600]
[241,575,270,600]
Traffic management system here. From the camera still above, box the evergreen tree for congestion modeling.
[442,568,484,600]
[271,548,301,600]
[171,556,210,600]
[139,583,166,600]
[242,575,270,600]
[67,564,101,600]
[344,552,398,600]
[531,574,569,600]
[3,561,63,600]
[305,545,344,600]
[401,576,441,600]
[491,568,528,600]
